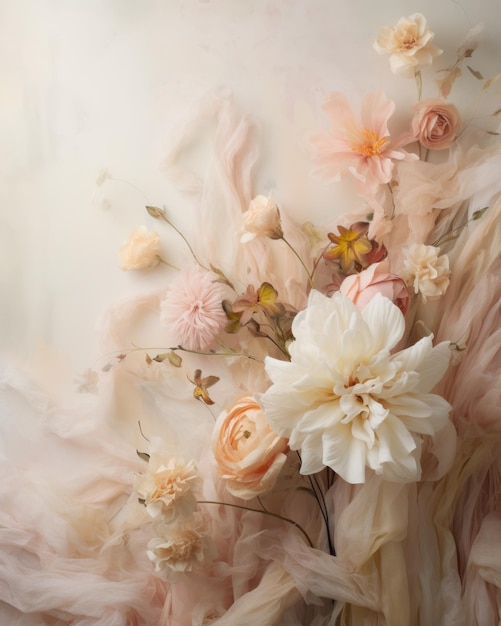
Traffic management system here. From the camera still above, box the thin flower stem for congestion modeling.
[197,500,314,548]
[431,207,488,247]
[280,236,314,289]
[311,242,332,281]
[414,69,422,101]
[100,344,262,363]
[157,256,180,271]
[158,213,210,271]
[387,183,396,219]
[296,452,335,556]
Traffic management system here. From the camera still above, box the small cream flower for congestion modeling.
[135,457,200,520]
[241,194,283,243]
[374,14,442,78]
[261,291,451,484]
[403,244,450,301]
[119,226,161,271]
[146,514,216,575]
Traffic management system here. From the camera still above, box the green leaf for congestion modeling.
[473,206,489,220]
[166,351,182,367]
[145,205,166,219]
[467,65,483,80]
[136,450,150,462]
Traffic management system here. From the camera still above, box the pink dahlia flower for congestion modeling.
[311,90,416,194]
[160,266,227,351]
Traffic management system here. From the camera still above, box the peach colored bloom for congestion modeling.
[212,395,288,500]
[241,194,283,243]
[374,13,442,78]
[412,98,462,150]
[146,513,216,576]
[403,244,450,301]
[119,226,161,270]
[160,266,227,351]
[340,261,410,315]
[311,90,416,194]
[134,457,200,520]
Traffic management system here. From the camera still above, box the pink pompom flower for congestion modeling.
[160,266,227,351]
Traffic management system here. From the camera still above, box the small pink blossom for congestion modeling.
[412,98,462,150]
[311,90,416,194]
[340,261,410,315]
[160,266,227,351]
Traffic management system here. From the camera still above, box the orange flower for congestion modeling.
[324,224,373,272]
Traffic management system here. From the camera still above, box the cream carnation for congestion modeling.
[160,266,227,351]
[261,291,451,484]
[403,244,450,301]
[374,14,442,78]
[146,513,216,576]
[119,226,161,270]
[134,457,200,520]
[212,396,288,500]
[241,194,283,243]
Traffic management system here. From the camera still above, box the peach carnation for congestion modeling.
[403,244,450,301]
[119,226,161,271]
[374,13,442,78]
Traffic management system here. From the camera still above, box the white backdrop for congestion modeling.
[2,0,500,369]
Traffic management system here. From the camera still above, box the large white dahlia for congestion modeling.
[261,291,451,483]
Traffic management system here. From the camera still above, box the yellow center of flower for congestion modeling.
[351,129,388,157]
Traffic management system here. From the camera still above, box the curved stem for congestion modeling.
[158,213,210,271]
[387,183,396,219]
[198,499,314,548]
[157,256,180,271]
[100,344,262,364]
[414,69,422,101]
[280,236,314,289]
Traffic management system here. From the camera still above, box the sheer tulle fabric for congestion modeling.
[1,92,501,625]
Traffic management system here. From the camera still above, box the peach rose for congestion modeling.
[412,99,461,150]
[240,194,283,243]
[340,261,410,315]
[119,226,161,270]
[212,396,288,500]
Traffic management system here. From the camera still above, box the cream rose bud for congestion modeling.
[240,194,283,243]
[119,226,161,271]
[412,99,461,150]
[374,13,442,78]
[403,244,450,301]
[340,261,410,315]
[212,396,288,500]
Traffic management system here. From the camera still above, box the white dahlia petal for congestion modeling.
[262,290,452,484]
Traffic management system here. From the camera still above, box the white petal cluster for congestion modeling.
[261,291,451,484]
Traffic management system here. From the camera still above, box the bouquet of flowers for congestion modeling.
[2,12,501,626]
